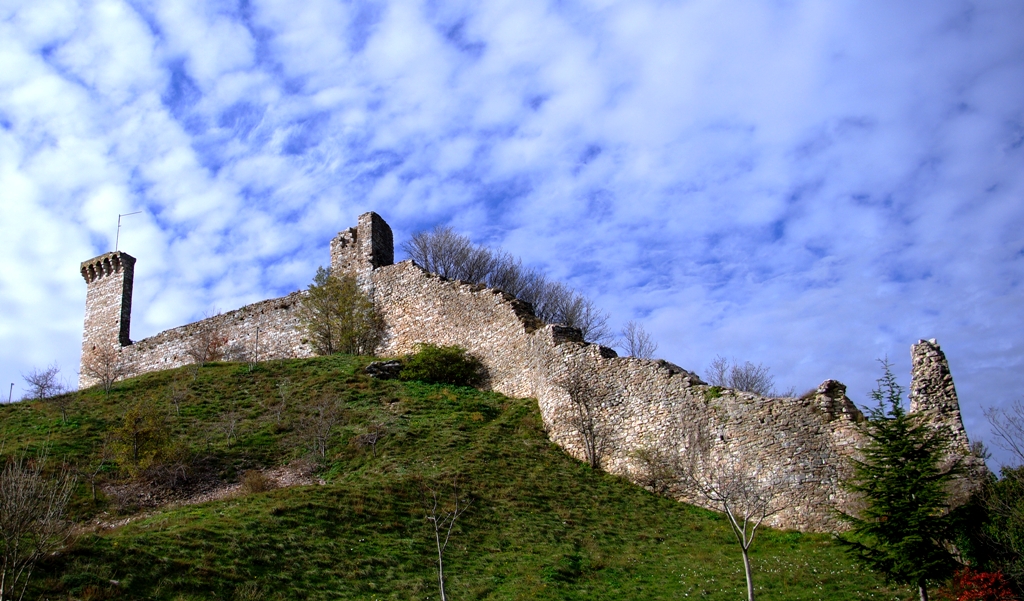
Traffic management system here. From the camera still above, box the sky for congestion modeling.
[1,0,1022,466]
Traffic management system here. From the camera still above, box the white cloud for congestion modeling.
[1,0,1022,467]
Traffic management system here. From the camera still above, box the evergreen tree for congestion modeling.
[297,267,384,356]
[839,359,963,601]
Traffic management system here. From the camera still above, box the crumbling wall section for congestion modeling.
[77,212,979,532]
[371,260,549,398]
[910,339,971,452]
[532,341,865,531]
[78,293,314,388]
[368,258,866,530]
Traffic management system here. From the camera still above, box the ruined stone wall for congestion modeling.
[366,258,865,530]
[910,339,971,452]
[78,293,314,388]
[532,343,865,531]
[330,212,394,282]
[78,211,977,532]
[371,261,549,397]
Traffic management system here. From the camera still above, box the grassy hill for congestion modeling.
[0,355,908,600]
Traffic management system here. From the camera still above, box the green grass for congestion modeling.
[0,355,909,600]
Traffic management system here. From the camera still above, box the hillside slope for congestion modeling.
[0,356,906,600]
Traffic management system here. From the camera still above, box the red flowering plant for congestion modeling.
[939,567,1017,601]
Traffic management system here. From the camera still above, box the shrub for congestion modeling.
[939,568,1016,601]
[297,267,385,356]
[703,386,723,401]
[240,470,277,494]
[399,344,486,387]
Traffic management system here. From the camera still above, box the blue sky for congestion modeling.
[1,0,1022,465]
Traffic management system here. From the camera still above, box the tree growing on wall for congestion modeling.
[705,356,779,396]
[838,359,963,601]
[297,267,384,356]
[80,345,130,395]
[0,451,76,601]
[620,320,658,359]
[402,226,614,344]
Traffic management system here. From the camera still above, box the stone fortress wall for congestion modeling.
[79,212,976,532]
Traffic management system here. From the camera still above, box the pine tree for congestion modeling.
[839,358,963,601]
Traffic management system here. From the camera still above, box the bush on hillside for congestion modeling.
[399,344,486,387]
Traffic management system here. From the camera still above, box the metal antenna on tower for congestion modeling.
[115,211,142,252]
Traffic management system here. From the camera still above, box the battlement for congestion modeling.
[80,251,135,285]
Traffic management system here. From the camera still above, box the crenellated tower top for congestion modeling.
[79,251,136,389]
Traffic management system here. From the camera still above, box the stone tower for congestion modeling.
[329,211,394,280]
[80,251,135,357]
[909,338,971,453]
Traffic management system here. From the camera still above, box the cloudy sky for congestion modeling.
[1,0,1022,465]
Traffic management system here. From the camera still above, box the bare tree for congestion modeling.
[704,356,777,396]
[247,325,260,373]
[670,421,789,601]
[21,364,63,401]
[403,226,494,282]
[168,378,190,417]
[0,452,77,601]
[620,320,658,359]
[987,399,1024,466]
[80,345,130,395]
[222,400,241,447]
[354,419,391,458]
[267,378,290,424]
[542,283,613,345]
[185,313,228,381]
[300,396,343,461]
[486,253,542,299]
[554,357,612,469]
[402,226,615,344]
[23,365,74,423]
[422,475,472,601]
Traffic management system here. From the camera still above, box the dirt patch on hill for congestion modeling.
[80,461,325,533]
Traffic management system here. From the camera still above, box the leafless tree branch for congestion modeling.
[0,451,76,601]
[554,357,612,469]
[422,474,472,601]
[620,320,658,359]
[81,345,130,395]
[986,399,1024,467]
[666,421,790,601]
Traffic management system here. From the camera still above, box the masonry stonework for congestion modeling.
[79,212,978,531]
[80,252,135,379]
[330,211,394,283]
